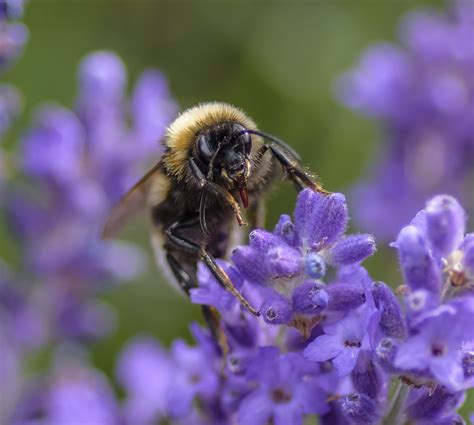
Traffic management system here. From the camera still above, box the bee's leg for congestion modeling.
[258,143,330,194]
[166,252,228,358]
[166,253,197,295]
[190,158,246,226]
[165,219,260,317]
[201,305,229,360]
[248,199,266,229]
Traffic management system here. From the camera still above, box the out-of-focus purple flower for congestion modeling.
[14,355,119,424]
[393,195,474,302]
[395,298,474,391]
[7,50,175,341]
[0,0,25,21]
[337,0,474,240]
[117,336,172,425]
[167,338,220,419]
[0,22,27,70]
[131,69,179,152]
[237,347,329,425]
[405,386,465,424]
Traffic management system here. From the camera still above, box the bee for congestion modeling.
[103,102,328,319]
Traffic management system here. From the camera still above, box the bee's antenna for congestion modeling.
[233,129,301,161]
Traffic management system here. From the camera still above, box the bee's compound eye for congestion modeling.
[241,132,252,155]
[232,124,252,155]
[196,134,215,162]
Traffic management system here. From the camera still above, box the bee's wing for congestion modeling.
[102,162,163,239]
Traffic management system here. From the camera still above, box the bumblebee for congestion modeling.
[103,102,328,317]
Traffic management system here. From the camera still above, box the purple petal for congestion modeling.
[294,190,348,249]
[304,334,342,362]
[393,225,442,295]
[394,334,431,371]
[238,389,272,425]
[332,347,360,376]
[431,355,465,392]
[329,234,376,266]
[371,281,406,340]
[425,195,466,257]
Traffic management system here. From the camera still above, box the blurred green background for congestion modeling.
[3,0,472,419]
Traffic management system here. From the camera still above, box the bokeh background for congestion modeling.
[2,0,472,420]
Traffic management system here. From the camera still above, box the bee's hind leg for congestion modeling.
[165,218,260,317]
[165,252,229,358]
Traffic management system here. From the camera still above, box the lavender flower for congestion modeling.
[7,50,176,341]
[232,189,375,332]
[0,0,27,71]
[117,336,173,425]
[237,347,329,425]
[337,0,474,240]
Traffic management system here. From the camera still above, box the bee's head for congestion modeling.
[195,122,252,207]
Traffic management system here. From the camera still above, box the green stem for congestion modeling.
[382,380,409,425]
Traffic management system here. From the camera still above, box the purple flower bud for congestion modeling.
[393,225,442,295]
[266,245,302,278]
[78,51,126,100]
[21,106,85,185]
[294,190,348,249]
[326,283,366,312]
[329,234,376,266]
[371,281,406,340]
[305,252,326,279]
[375,338,401,374]
[274,214,298,246]
[340,393,380,425]
[426,195,466,257]
[0,23,28,70]
[131,70,177,150]
[405,386,465,422]
[461,345,474,383]
[0,0,25,20]
[261,291,293,325]
[351,355,387,401]
[292,281,328,315]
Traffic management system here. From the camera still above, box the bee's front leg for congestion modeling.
[189,158,247,229]
[257,143,330,194]
[165,218,260,317]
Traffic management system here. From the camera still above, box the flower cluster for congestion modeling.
[8,50,177,341]
[116,190,473,424]
[0,49,177,423]
[0,0,27,71]
[0,0,26,189]
[336,0,474,240]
